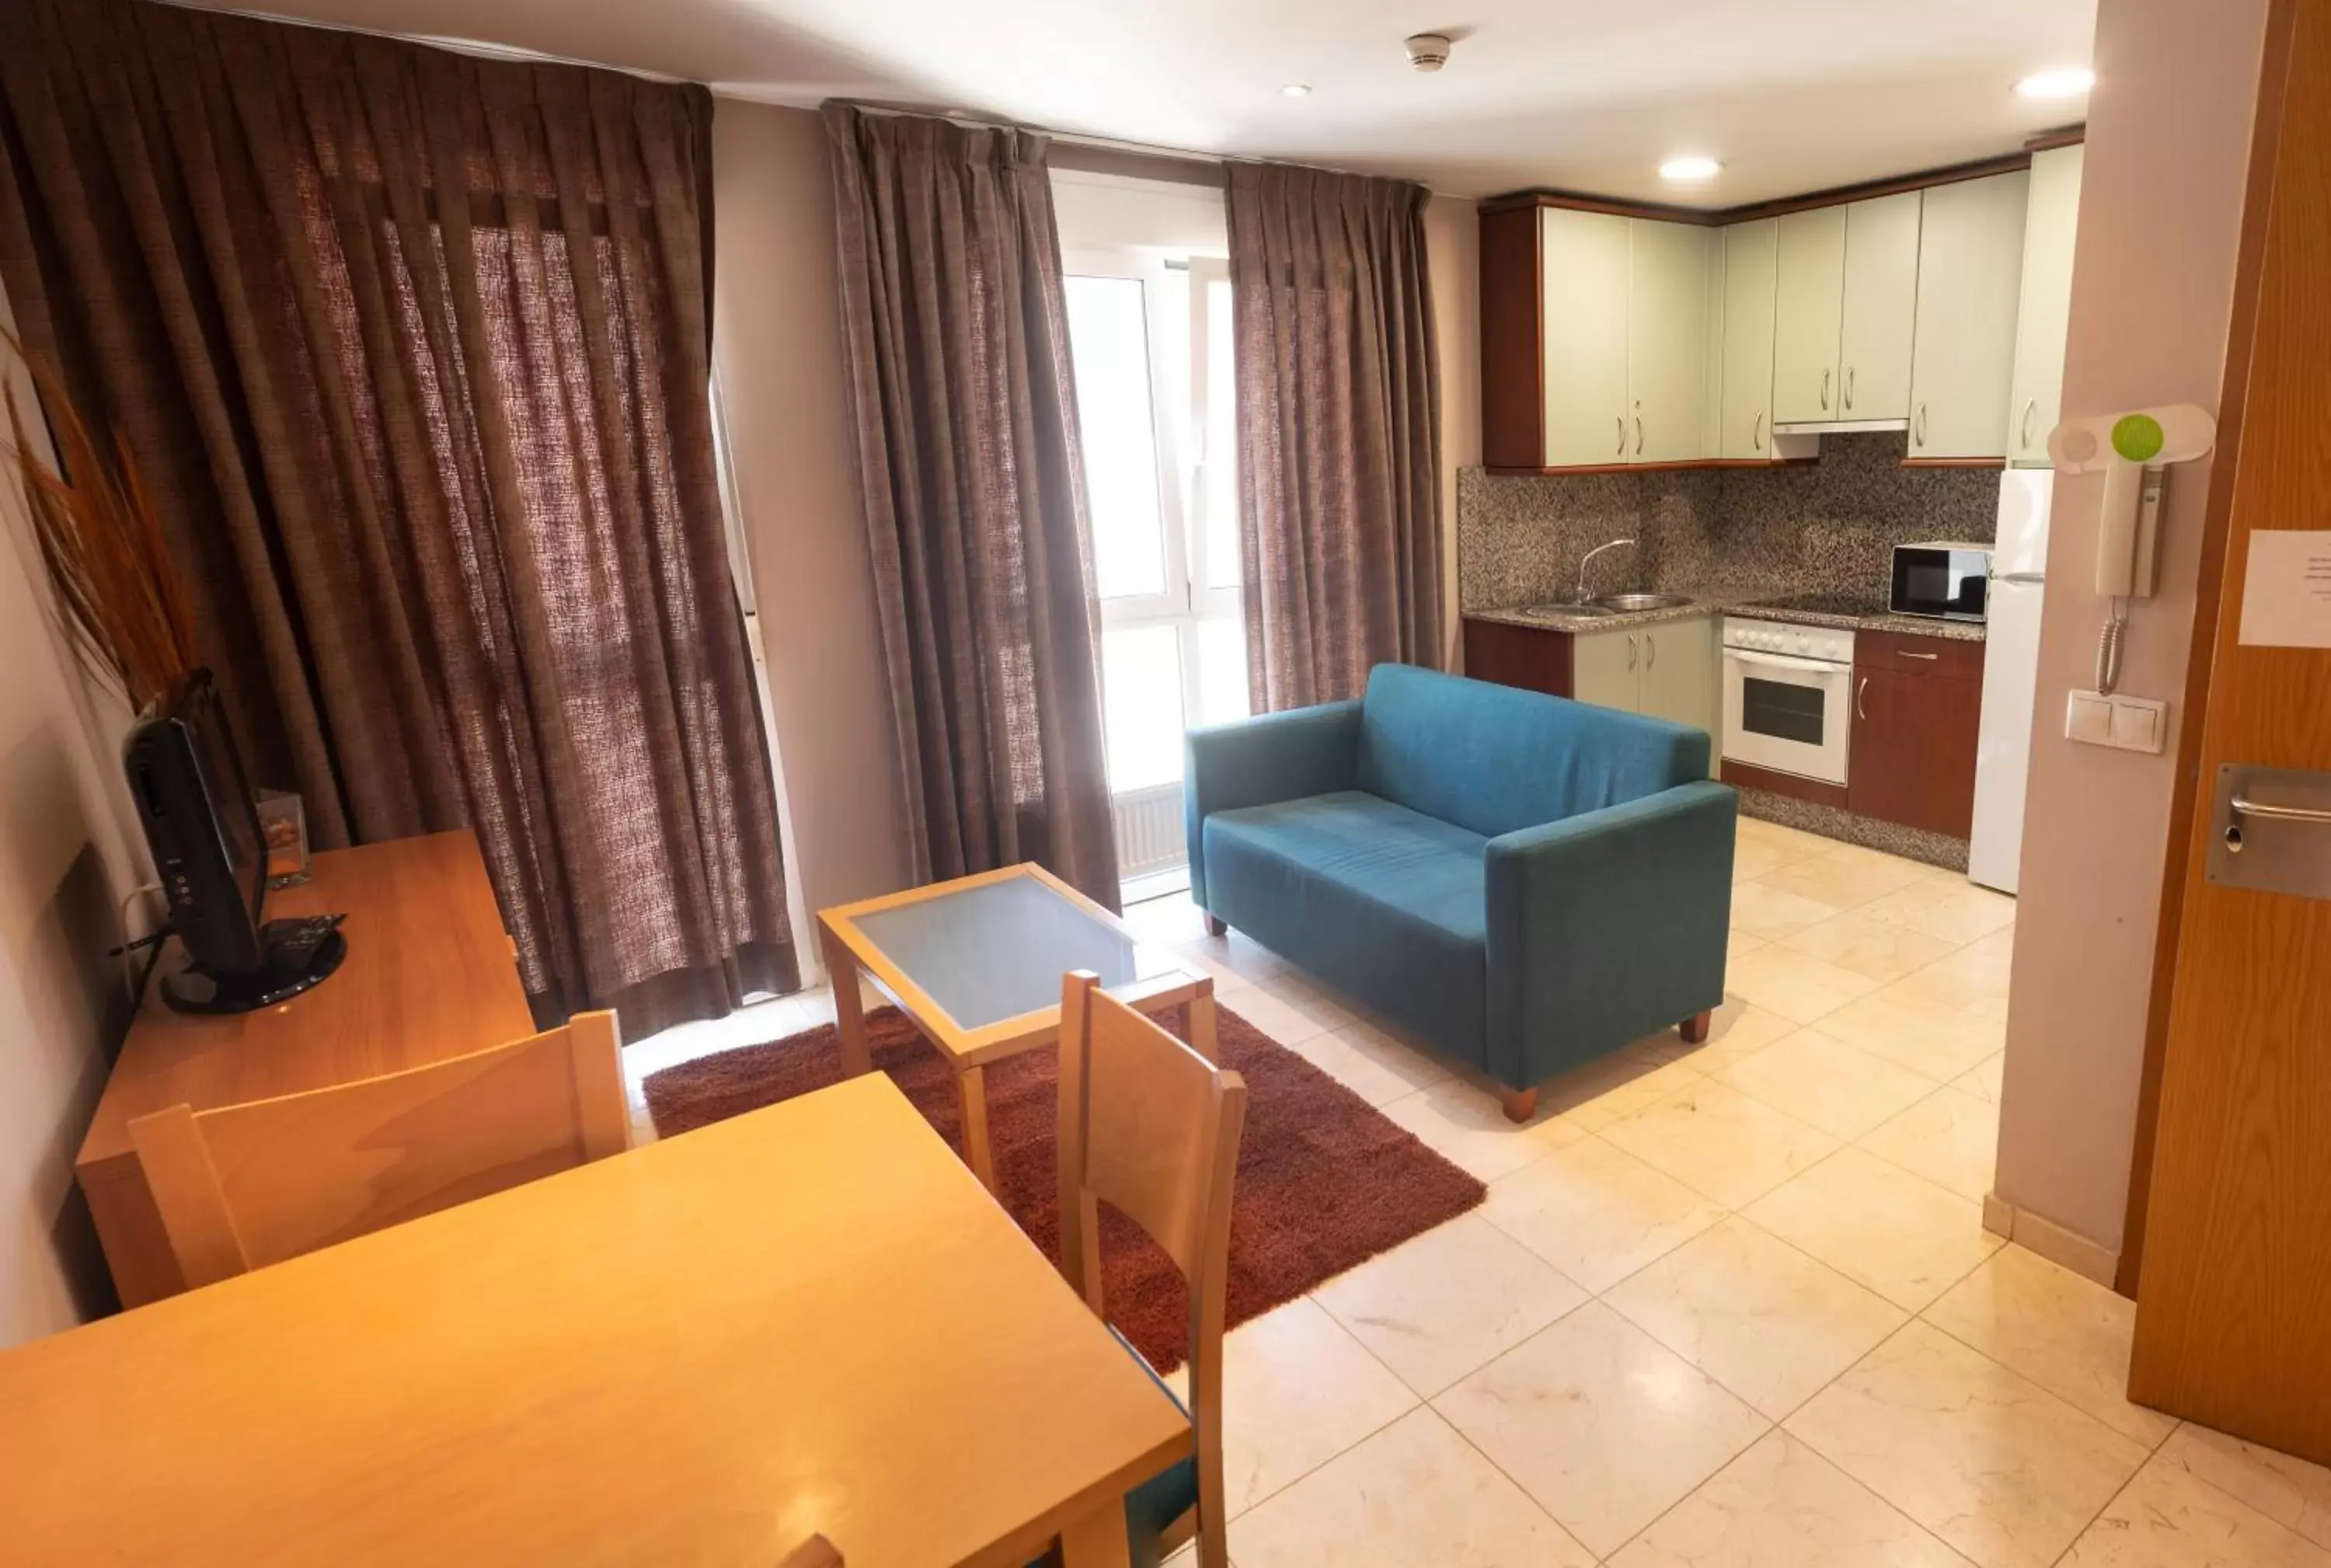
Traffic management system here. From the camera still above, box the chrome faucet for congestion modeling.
[1575,538,1639,601]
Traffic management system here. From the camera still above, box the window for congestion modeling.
[1062,248,1245,887]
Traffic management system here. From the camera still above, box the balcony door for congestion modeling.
[1061,249,1246,901]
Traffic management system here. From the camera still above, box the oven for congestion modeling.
[1720,618,1857,786]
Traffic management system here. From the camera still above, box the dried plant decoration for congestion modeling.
[0,328,198,713]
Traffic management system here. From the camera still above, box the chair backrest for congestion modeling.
[128,1011,631,1289]
[1057,970,1247,1568]
[1356,661,1709,838]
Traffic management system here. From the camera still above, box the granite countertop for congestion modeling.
[1467,592,1987,643]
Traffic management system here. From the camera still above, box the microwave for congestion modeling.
[1890,542,1991,622]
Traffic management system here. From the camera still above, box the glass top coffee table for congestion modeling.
[817,863,1218,1193]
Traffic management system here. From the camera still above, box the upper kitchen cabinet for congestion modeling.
[1908,171,2030,460]
[1540,207,1634,465]
[1772,193,1922,427]
[1717,219,1779,458]
[2006,144,2086,465]
[1628,220,1715,463]
[1479,201,1716,469]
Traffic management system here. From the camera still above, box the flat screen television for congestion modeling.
[124,671,343,1012]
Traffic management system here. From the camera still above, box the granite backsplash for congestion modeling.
[1458,431,2006,612]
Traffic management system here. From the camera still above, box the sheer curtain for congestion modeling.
[0,0,796,1033]
[823,103,1120,907]
[1226,162,1444,711]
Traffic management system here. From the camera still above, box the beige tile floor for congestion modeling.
[622,817,2331,1568]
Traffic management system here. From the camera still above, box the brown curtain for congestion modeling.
[0,0,796,1035]
[1226,162,1443,710]
[823,103,1119,908]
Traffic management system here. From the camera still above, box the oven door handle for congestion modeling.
[1726,649,1847,677]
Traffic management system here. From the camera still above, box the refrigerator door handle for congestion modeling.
[1993,571,2047,585]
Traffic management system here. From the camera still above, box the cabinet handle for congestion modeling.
[1856,675,1869,720]
[1898,649,1939,660]
[1628,634,1639,672]
[1845,365,1855,410]
[1646,632,1657,671]
[1754,410,1765,451]
[1616,414,1626,456]
[2021,398,2039,449]
[1635,408,1645,456]
[1914,403,1928,447]
[1820,368,1831,411]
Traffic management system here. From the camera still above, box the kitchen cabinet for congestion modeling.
[1908,171,2030,460]
[1772,193,1922,426]
[1838,192,1923,421]
[1540,207,1635,465]
[2006,144,2086,465]
[1717,219,1779,458]
[1847,631,1985,838]
[1465,616,1717,752]
[1628,221,1715,463]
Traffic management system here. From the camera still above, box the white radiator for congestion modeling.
[1112,782,1188,879]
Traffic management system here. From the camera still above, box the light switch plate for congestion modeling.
[2066,690,2168,753]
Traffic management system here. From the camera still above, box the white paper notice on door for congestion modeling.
[2239,531,2331,648]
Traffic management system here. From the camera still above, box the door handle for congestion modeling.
[2021,398,2039,450]
[1754,410,1765,451]
[1856,675,1869,720]
[1627,634,1639,672]
[1820,368,1831,411]
[1845,365,1855,410]
[2231,794,2331,825]
[1616,414,1626,456]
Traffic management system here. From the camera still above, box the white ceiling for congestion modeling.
[191,0,2099,203]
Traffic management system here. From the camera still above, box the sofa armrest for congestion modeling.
[1483,781,1737,1088]
[1183,699,1364,909]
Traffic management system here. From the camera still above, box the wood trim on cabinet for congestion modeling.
[1479,205,1545,468]
[1462,617,1573,697]
[2024,124,2089,153]
[1899,456,2009,469]
[2117,0,2294,1304]
[1720,759,1851,811]
[1483,150,2036,228]
[1485,456,1820,478]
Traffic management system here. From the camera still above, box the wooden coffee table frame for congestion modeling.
[817,862,1219,1193]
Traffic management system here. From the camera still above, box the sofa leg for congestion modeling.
[1500,1086,1538,1124]
[1678,1009,1713,1045]
[1204,914,1227,938]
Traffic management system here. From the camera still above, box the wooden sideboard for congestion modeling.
[75,831,535,1307]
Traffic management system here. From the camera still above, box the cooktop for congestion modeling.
[1737,591,1890,618]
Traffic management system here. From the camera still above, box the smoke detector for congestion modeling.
[1404,33,1453,71]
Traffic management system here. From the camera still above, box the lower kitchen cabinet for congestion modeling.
[1462,616,1719,758]
[1848,633,1985,838]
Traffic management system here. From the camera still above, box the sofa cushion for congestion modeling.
[1202,790,1486,1063]
[1355,663,1710,840]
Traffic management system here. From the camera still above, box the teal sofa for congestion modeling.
[1185,664,1736,1119]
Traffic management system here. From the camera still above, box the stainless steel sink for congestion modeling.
[1585,592,1695,613]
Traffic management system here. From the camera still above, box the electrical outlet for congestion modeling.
[2065,690,2167,754]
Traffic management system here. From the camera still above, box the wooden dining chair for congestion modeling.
[127,1010,630,1291]
[1056,970,1248,1568]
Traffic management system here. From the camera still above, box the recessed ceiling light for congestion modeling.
[1281,83,1312,98]
[1660,155,1723,183]
[2015,67,2094,99]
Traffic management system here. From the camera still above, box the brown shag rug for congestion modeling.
[643,1002,1486,1373]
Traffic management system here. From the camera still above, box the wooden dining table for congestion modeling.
[2,1074,1191,1566]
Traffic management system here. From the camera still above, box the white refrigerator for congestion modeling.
[1967,469,2053,893]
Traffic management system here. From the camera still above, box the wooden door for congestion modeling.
[1540,207,1633,466]
[1719,220,1780,458]
[1627,220,1713,463]
[2007,145,2086,465]
[1908,171,2030,459]
[1838,191,1923,420]
[1772,206,1846,423]
[1638,617,1717,742]
[1847,662,1982,838]
[2129,0,2331,1463]
[1570,625,1640,713]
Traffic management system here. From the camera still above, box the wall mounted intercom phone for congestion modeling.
[2047,405,2217,716]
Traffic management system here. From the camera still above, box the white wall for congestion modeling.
[0,287,145,1346]
[710,99,910,936]
[1993,0,2272,1264]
